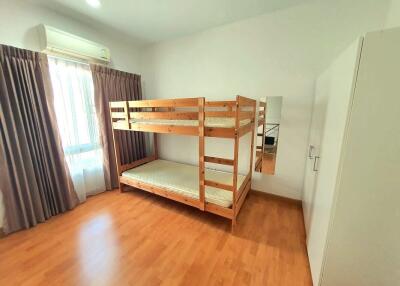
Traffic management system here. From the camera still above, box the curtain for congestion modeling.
[91,65,146,190]
[0,45,78,234]
[48,57,106,202]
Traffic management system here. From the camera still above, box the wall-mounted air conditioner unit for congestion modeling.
[38,24,111,63]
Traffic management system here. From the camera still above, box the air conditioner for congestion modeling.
[38,24,111,63]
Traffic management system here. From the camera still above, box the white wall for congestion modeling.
[385,0,400,28]
[0,0,140,73]
[139,21,314,200]
[139,0,390,200]
[0,0,141,229]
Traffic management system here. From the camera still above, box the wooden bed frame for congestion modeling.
[255,101,266,172]
[109,96,256,228]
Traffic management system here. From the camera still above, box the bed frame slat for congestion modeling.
[205,111,235,117]
[111,112,126,119]
[121,155,156,172]
[205,127,236,138]
[205,202,233,219]
[204,180,233,192]
[235,179,251,215]
[128,98,200,108]
[110,101,126,108]
[205,101,236,108]
[238,123,253,137]
[119,176,201,209]
[239,111,255,120]
[130,123,199,136]
[112,121,130,130]
[130,111,199,120]
[237,96,256,107]
[236,173,251,201]
[204,156,234,166]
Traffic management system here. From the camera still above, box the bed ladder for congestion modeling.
[203,97,256,227]
[198,97,233,211]
[200,99,241,224]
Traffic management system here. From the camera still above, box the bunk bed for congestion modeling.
[255,101,266,172]
[109,96,256,228]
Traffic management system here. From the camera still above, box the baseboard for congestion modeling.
[251,189,302,206]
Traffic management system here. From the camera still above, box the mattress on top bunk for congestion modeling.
[126,117,251,128]
[121,159,246,208]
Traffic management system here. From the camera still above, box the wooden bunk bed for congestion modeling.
[255,101,266,172]
[109,96,256,228]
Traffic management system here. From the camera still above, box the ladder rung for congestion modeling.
[204,180,233,192]
[204,156,234,166]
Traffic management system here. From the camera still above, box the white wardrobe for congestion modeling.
[303,27,400,286]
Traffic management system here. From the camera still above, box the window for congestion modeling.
[48,56,105,201]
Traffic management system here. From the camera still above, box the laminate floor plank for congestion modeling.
[0,189,312,286]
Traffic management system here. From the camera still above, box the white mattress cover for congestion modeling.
[122,159,246,208]
[127,117,251,128]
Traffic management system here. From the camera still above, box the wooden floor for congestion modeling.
[0,189,312,286]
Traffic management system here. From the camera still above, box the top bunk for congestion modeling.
[109,95,256,138]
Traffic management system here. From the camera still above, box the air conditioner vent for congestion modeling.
[38,24,111,63]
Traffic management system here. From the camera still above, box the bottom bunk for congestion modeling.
[119,159,251,221]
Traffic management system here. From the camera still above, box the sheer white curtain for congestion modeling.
[48,56,106,202]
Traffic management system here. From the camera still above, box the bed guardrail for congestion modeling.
[110,97,204,136]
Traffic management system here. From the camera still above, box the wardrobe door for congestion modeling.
[303,75,329,236]
[306,38,363,286]
[321,28,400,286]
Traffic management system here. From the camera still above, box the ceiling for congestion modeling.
[31,0,310,45]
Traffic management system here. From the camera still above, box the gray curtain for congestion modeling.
[0,45,79,234]
[91,65,146,190]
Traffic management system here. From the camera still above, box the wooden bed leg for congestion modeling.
[231,96,241,233]
[119,182,124,193]
[231,216,237,232]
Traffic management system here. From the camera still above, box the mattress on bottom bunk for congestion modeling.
[127,117,251,128]
[121,159,246,208]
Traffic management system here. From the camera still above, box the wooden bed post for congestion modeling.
[232,95,241,228]
[109,101,127,192]
[263,103,267,160]
[153,133,158,159]
[249,101,256,183]
[152,107,159,159]
[260,115,266,171]
[255,102,267,172]
[198,97,205,211]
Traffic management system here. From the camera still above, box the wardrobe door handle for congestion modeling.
[308,145,315,159]
[313,156,320,172]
